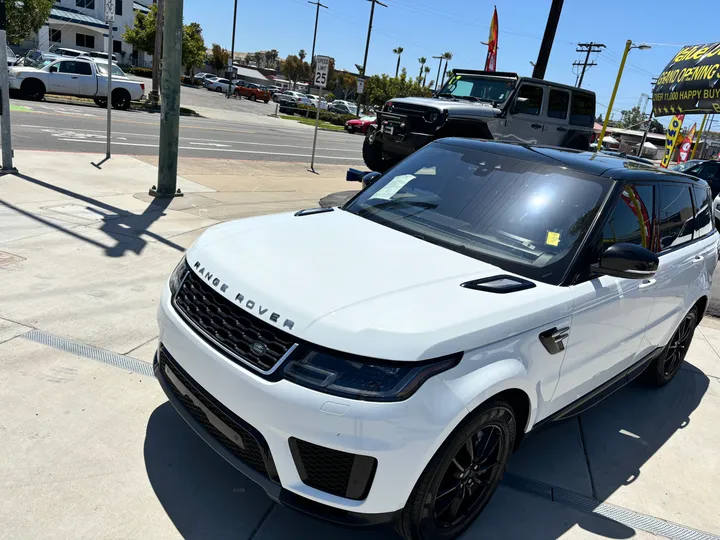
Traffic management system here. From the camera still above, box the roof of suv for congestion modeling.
[440,138,706,185]
[450,70,593,95]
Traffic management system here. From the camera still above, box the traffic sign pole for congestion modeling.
[310,55,329,172]
[105,0,115,160]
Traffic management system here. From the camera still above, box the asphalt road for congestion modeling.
[7,98,364,165]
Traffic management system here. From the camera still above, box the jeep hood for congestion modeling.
[389,96,502,118]
[187,210,569,360]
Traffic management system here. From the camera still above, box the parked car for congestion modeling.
[205,77,234,93]
[51,47,89,58]
[193,72,216,85]
[345,115,376,134]
[266,85,282,96]
[88,51,118,62]
[156,139,717,540]
[235,82,271,103]
[332,99,356,109]
[9,57,144,109]
[363,68,596,172]
[329,102,358,115]
[277,90,311,112]
[684,160,720,198]
[671,159,705,173]
[304,94,328,109]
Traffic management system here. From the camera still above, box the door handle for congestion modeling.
[557,126,567,132]
[71,76,78,79]
[531,123,543,130]
[693,255,705,264]
[638,279,657,290]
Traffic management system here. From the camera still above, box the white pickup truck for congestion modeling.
[9,57,145,110]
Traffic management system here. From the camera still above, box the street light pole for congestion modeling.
[596,40,650,151]
[433,55,443,90]
[226,0,238,99]
[0,0,15,172]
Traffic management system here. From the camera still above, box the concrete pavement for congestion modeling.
[1,151,719,540]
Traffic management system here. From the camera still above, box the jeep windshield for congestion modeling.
[344,142,611,284]
[438,74,516,104]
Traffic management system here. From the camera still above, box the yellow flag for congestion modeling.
[660,114,685,168]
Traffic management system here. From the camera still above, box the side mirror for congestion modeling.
[362,171,382,189]
[49,66,57,73]
[346,168,371,182]
[592,243,658,279]
[511,96,529,114]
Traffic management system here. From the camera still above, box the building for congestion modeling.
[17,0,153,68]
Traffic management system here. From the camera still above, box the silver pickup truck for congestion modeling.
[9,57,145,110]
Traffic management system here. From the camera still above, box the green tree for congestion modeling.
[298,49,307,62]
[418,56,426,79]
[123,3,157,55]
[281,54,310,89]
[440,51,453,87]
[649,118,665,134]
[363,73,432,108]
[335,72,357,99]
[619,106,645,129]
[423,65,430,86]
[182,23,206,76]
[393,46,404,77]
[7,0,53,44]
[210,43,230,74]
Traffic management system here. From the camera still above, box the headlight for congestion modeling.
[168,256,188,295]
[282,346,461,402]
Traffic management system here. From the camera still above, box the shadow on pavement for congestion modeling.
[1,173,184,257]
[144,360,709,540]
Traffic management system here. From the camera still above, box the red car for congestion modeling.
[345,116,376,134]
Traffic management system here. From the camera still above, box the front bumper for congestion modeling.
[156,281,467,520]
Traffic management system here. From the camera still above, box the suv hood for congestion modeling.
[186,210,569,360]
[389,96,502,118]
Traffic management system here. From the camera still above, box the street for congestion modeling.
[7,96,364,165]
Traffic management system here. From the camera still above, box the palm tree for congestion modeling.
[393,46,404,78]
[298,49,307,62]
[423,65,430,86]
[418,56,427,79]
[440,52,453,88]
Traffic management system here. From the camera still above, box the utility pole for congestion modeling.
[0,0,14,172]
[433,55,443,90]
[308,1,328,69]
[151,0,183,198]
[533,0,564,79]
[573,42,604,88]
[360,0,386,114]
[150,0,164,104]
[226,0,238,98]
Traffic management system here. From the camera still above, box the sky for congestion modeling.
[184,0,719,127]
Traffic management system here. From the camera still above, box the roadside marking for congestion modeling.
[189,142,231,148]
[56,138,363,160]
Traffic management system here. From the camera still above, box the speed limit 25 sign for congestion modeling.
[314,55,330,89]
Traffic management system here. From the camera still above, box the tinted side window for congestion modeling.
[570,92,595,127]
[58,61,76,73]
[516,85,543,115]
[602,184,654,250]
[547,89,569,120]
[658,184,695,250]
[693,185,714,237]
[75,62,92,75]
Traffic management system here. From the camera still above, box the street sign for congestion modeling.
[314,55,330,89]
[104,0,115,22]
[357,78,365,94]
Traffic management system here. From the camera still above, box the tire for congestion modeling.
[399,399,516,540]
[362,128,397,173]
[111,89,131,110]
[250,94,257,101]
[215,86,222,92]
[21,79,45,101]
[93,97,108,108]
[641,306,698,387]
[264,100,269,104]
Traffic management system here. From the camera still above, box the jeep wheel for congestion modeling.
[362,128,397,172]
[21,79,45,101]
[399,399,515,540]
[642,306,698,387]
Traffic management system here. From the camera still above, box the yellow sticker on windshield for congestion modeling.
[546,231,560,247]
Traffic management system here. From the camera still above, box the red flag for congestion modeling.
[484,6,498,71]
[677,122,697,163]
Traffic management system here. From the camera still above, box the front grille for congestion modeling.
[159,346,278,481]
[289,438,377,500]
[389,102,433,115]
[173,268,296,373]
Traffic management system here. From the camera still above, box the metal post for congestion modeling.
[106,22,113,159]
[150,0,164,103]
[597,39,631,151]
[690,113,708,161]
[434,56,443,91]
[151,0,183,198]
[308,1,327,68]
[0,0,15,172]
[359,0,386,116]
[532,0,564,80]
[310,87,321,172]
[636,108,654,157]
[226,0,238,99]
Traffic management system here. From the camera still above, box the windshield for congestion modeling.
[438,74,517,104]
[344,142,610,284]
[671,160,702,172]
[96,64,127,77]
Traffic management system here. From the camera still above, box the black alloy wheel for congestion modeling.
[642,306,698,387]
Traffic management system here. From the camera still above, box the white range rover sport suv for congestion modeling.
[155,139,718,540]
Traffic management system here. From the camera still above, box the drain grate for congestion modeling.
[22,330,155,379]
[502,473,720,540]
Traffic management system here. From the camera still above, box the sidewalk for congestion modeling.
[1,151,719,540]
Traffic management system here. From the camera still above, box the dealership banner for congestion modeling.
[677,123,697,163]
[653,42,720,116]
[660,114,685,168]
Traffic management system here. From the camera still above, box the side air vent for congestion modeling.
[294,208,334,217]
[460,275,536,294]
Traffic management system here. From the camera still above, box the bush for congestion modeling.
[131,67,153,78]
[292,103,356,126]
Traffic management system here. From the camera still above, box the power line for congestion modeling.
[573,42,605,87]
